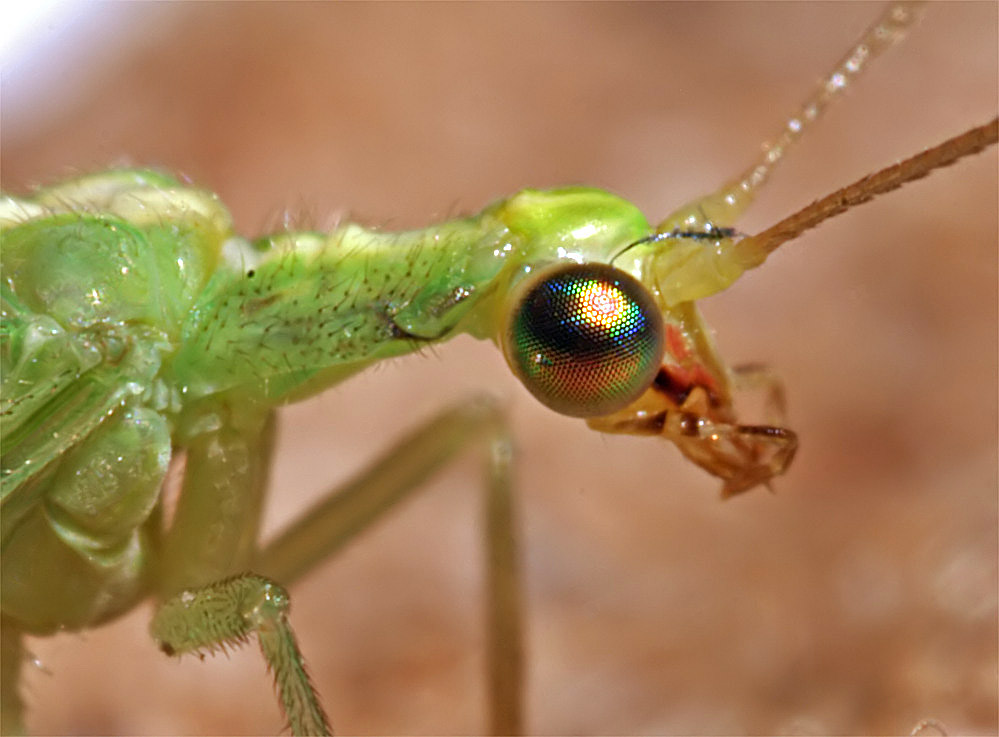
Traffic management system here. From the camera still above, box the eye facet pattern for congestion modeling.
[505,263,665,417]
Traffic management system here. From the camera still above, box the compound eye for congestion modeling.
[504,263,665,418]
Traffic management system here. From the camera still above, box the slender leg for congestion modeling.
[151,575,331,736]
[153,396,523,735]
[254,397,522,735]
[483,428,521,735]
[153,398,332,734]
[157,397,275,597]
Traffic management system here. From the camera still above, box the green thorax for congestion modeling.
[169,186,652,403]
[3,171,651,408]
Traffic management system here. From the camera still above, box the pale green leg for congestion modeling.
[153,397,522,735]
[157,398,274,596]
[254,398,523,735]
[151,574,330,736]
[151,400,334,734]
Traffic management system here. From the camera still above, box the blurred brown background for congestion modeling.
[2,3,996,735]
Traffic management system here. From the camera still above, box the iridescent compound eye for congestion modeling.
[504,263,665,417]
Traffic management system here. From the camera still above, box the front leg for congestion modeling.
[151,575,331,736]
[153,398,333,734]
[158,398,275,597]
[154,397,523,735]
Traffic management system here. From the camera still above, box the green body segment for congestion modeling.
[0,170,667,635]
[170,186,653,403]
[1,171,230,631]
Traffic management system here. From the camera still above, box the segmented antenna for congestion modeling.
[652,2,926,238]
[732,117,998,268]
[719,1,925,215]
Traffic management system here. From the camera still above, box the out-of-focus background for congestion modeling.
[3,3,996,735]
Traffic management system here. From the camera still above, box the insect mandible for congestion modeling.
[2,3,996,735]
